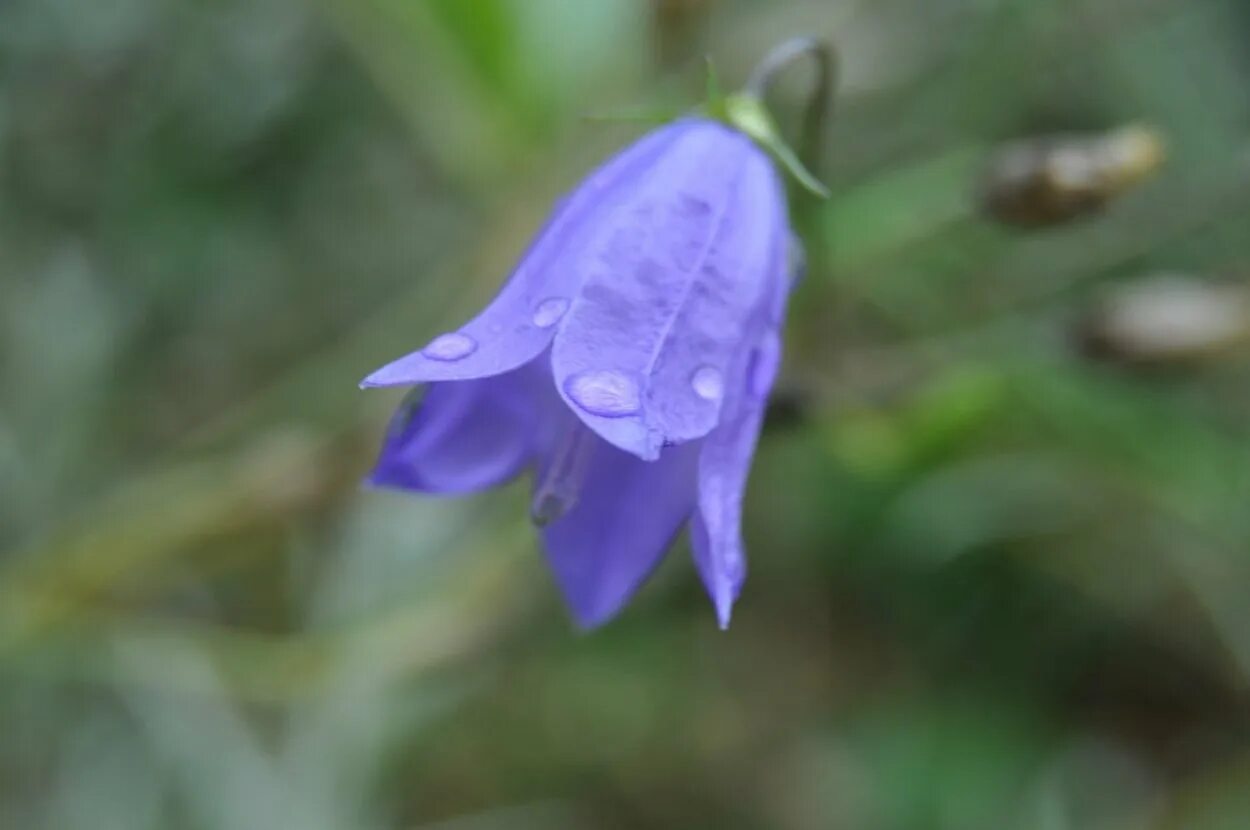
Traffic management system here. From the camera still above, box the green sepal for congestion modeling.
[722,93,830,199]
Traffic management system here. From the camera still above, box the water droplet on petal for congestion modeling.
[421,332,477,361]
[531,297,569,329]
[690,365,724,401]
[565,370,640,418]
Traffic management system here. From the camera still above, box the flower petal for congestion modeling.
[360,124,686,388]
[692,324,784,629]
[551,120,786,459]
[368,367,542,494]
[541,432,699,628]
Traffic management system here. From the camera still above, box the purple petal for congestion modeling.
[541,431,699,628]
[551,120,787,460]
[368,366,542,494]
[692,320,786,628]
[360,124,686,388]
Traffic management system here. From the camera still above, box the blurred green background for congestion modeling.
[3,0,1250,827]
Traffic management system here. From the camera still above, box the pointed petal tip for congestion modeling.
[561,586,631,631]
[362,468,406,492]
[691,516,746,632]
[559,405,664,462]
[637,443,663,463]
[359,367,411,389]
[711,583,738,630]
[362,467,400,490]
[569,605,616,632]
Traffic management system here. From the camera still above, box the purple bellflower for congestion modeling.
[361,44,831,628]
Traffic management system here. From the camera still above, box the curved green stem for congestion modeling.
[702,39,840,197]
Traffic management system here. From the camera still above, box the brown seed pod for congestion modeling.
[980,125,1166,228]
[1077,275,1250,366]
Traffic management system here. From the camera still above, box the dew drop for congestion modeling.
[690,365,724,401]
[564,370,640,418]
[531,297,570,329]
[421,332,477,361]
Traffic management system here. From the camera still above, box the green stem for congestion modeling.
[744,37,838,189]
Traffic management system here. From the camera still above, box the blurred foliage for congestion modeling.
[3,0,1250,828]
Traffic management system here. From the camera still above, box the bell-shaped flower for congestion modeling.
[361,117,796,628]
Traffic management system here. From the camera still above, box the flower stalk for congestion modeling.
[712,37,838,198]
